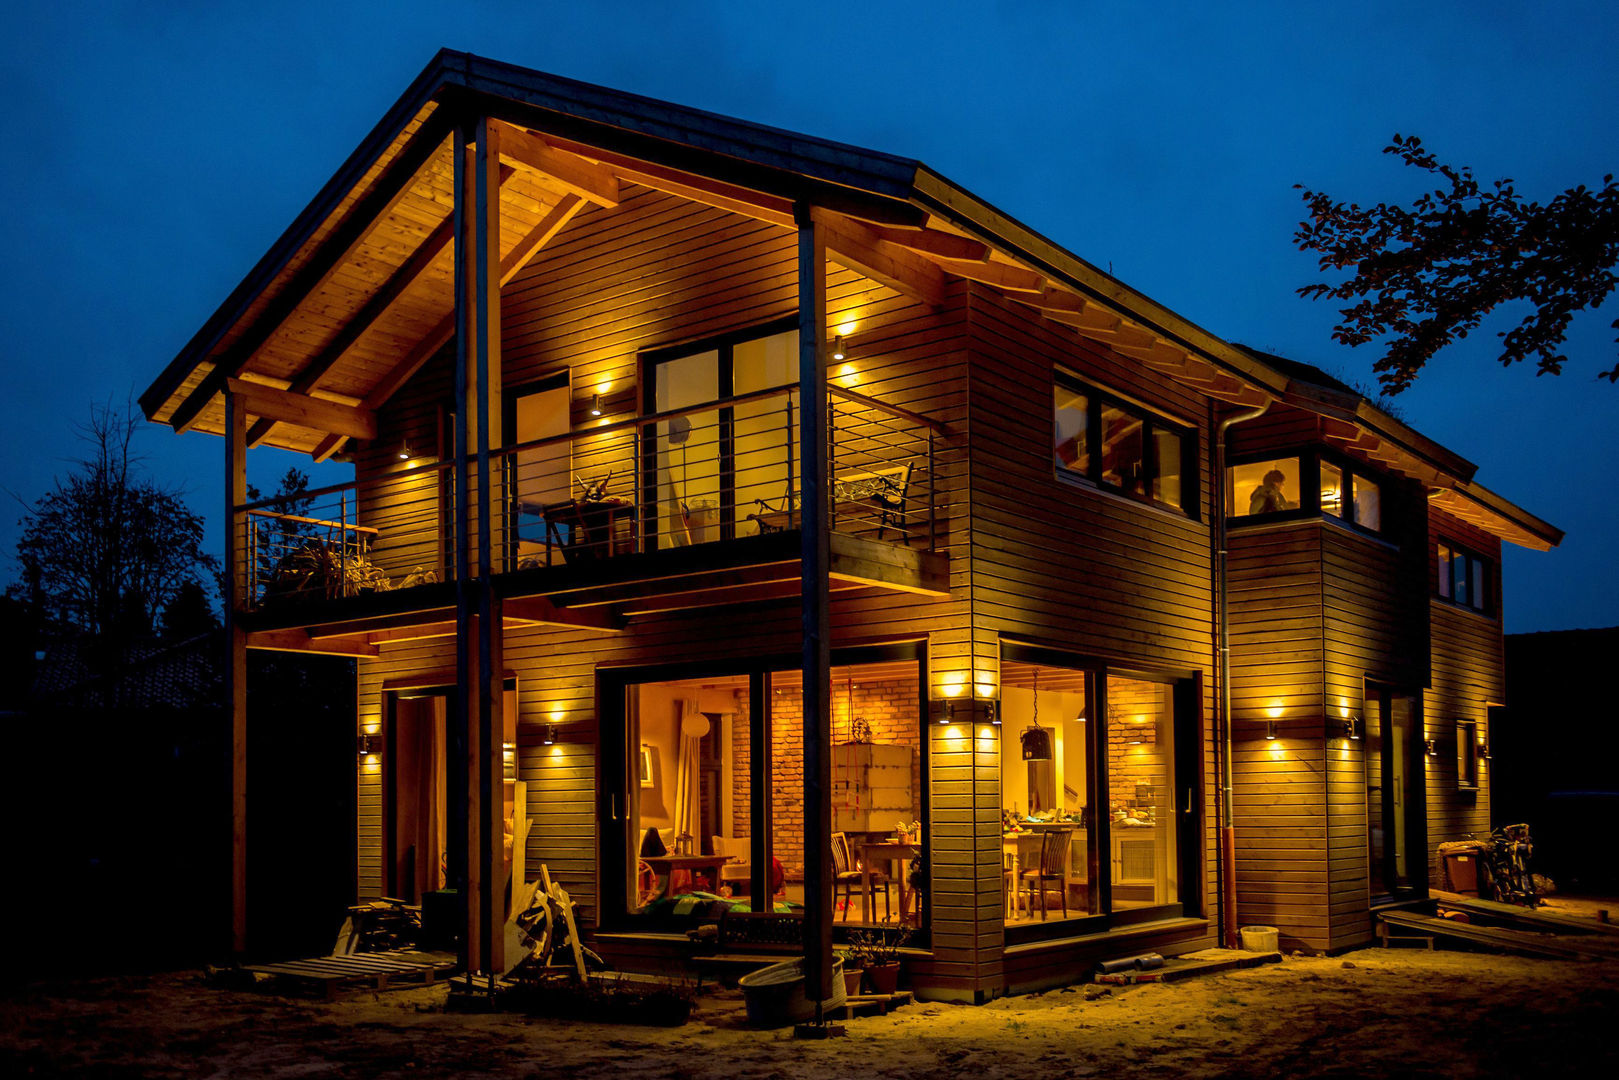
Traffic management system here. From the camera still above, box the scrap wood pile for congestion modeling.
[504,866,606,982]
[335,898,422,954]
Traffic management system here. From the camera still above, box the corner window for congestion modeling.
[1437,540,1492,613]
[1053,372,1195,516]
[1226,450,1384,533]
[1228,457,1301,517]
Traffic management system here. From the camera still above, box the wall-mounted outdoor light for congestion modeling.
[357,733,383,757]
[542,724,558,746]
[589,393,603,417]
[1478,738,1490,761]
[831,335,847,361]
[1339,716,1362,741]
[1425,738,1438,757]
[932,699,999,727]
[396,439,412,461]
[1265,719,1280,743]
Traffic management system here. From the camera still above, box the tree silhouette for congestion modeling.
[1295,135,1619,394]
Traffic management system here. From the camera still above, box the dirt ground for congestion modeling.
[5,897,1617,1079]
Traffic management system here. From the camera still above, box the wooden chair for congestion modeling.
[1020,827,1074,921]
[831,832,890,922]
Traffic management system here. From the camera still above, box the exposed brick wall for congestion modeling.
[1107,677,1172,820]
[769,677,922,880]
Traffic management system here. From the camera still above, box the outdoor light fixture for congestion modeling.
[831,335,846,361]
[932,699,998,726]
[1265,719,1280,743]
[1340,716,1362,741]
[589,393,603,417]
[1425,738,1438,757]
[543,724,557,746]
[1478,738,1490,760]
[357,733,382,757]
[397,439,411,461]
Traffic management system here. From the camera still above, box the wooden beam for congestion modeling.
[225,392,247,954]
[494,122,620,207]
[167,111,454,434]
[931,256,1045,294]
[863,223,990,262]
[225,378,377,440]
[813,207,946,308]
[247,164,517,448]
[246,628,380,657]
[503,594,626,631]
[501,194,584,285]
[305,606,455,639]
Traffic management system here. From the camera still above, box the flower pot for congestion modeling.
[865,962,900,995]
[843,967,865,996]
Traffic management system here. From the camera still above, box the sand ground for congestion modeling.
[4,897,1616,1079]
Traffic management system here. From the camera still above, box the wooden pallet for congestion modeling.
[1378,910,1609,961]
[245,950,458,1000]
[1433,891,1619,938]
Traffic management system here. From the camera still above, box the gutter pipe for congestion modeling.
[1212,397,1270,949]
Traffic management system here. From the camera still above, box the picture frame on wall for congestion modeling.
[639,743,655,787]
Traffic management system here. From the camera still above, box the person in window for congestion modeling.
[1248,470,1293,515]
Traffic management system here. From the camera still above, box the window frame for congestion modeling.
[1455,718,1480,790]
[1053,370,1199,519]
[1223,446,1387,535]
[1435,537,1494,615]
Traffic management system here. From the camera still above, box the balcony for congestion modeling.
[234,385,951,644]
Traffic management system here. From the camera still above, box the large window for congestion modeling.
[1000,652,1193,937]
[1053,372,1195,515]
[1226,449,1384,533]
[1437,540,1492,613]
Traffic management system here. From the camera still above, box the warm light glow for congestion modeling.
[1266,705,1284,719]
[1338,697,1351,719]
[836,320,857,337]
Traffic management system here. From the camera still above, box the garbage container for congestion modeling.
[1440,844,1484,896]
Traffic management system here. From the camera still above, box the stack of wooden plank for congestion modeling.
[243,950,457,1000]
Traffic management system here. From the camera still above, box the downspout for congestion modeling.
[1213,396,1270,949]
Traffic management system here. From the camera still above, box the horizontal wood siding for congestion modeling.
[1227,521,1327,950]
[965,286,1217,989]
[1426,507,1503,881]
[351,189,971,934]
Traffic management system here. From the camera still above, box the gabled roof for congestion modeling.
[140,48,1558,551]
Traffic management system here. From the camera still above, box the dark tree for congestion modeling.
[14,401,218,644]
[161,579,219,640]
[1295,134,1619,394]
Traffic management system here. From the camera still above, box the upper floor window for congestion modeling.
[1437,539,1491,613]
[1054,372,1195,516]
[1227,449,1384,533]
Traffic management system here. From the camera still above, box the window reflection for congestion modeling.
[1106,677,1177,911]
[1053,385,1090,476]
[1353,474,1381,532]
[1100,405,1145,494]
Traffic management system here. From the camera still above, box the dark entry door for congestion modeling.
[1366,687,1422,898]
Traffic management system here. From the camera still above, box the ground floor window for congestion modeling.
[608,650,925,931]
[1001,649,1194,935]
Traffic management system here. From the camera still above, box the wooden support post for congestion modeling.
[796,203,834,1013]
[450,117,475,977]
[224,389,249,954]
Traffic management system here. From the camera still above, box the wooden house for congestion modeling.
[139,50,1561,1000]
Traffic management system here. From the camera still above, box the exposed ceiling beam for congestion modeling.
[862,223,990,262]
[494,122,620,207]
[813,208,947,308]
[246,628,379,658]
[501,194,585,286]
[247,164,517,449]
[502,594,626,631]
[226,378,377,440]
[166,113,454,435]
[931,256,1045,294]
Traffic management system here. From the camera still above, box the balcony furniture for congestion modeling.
[533,497,635,564]
[748,462,914,540]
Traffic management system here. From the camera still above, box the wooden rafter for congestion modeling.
[931,256,1044,294]
[812,207,947,308]
[862,223,990,262]
[167,113,454,435]
[500,194,585,286]
[246,164,518,449]
[494,122,620,207]
[225,379,376,440]
[502,594,625,632]
[246,628,379,657]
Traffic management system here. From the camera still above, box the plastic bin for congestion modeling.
[738,957,847,1027]
[1443,850,1480,896]
[1239,925,1279,952]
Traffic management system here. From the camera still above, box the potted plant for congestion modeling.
[835,947,865,996]
[846,926,912,996]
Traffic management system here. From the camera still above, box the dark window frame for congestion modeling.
[1435,536,1494,615]
[1052,370,1199,520]
[1224,446,1386,535]
[999,641,1202,947]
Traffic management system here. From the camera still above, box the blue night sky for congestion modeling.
[2,1,1615,633]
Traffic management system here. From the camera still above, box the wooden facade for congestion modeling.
[142,51,1561,997]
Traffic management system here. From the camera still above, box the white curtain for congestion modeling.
[673,700,708,849]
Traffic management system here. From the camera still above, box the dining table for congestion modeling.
[857,839,920,924]
[640,853,732,899]
[1002,823,1084,916]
